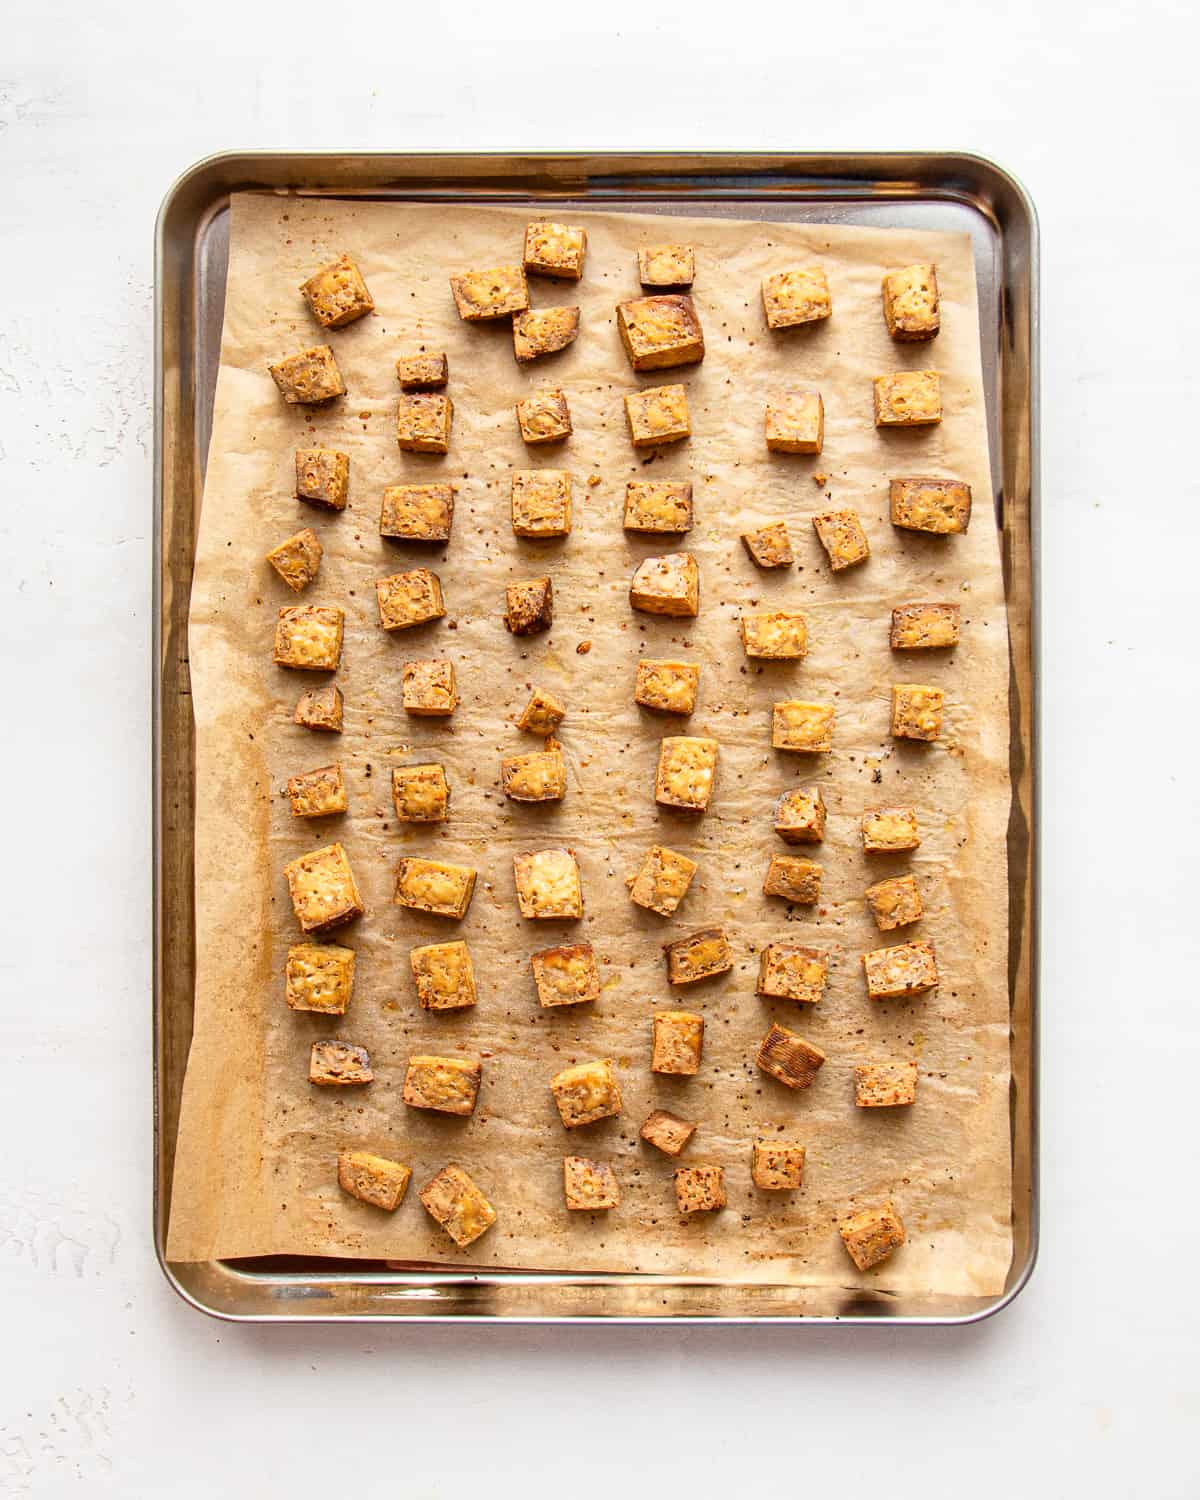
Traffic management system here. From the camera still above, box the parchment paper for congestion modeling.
[166,193,1012,1296]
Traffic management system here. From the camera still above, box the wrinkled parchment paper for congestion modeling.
[166,194,1011,1295]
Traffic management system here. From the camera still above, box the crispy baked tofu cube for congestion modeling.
[287,763,347,818]
[741,521,794,569]
[623,480,694,534]
[665,927,732,985]
[380,483,455,543]
[376,569,445,631]
[402,659,457,716]
[524,221,587,279]
[285,941,356,1013]
[505,576,553,635]
[512,306,580,362]
[840,1202,906,1270]
[563,1156,619,1210]
[756,1023,826,1090]
[765,391,824,454]
[391,763,449,823]
[752,1140,806,1190]
[410,940,477,1012]
[638,243,695,289]
[655,736,719,812]
[284,843,363,934]
[518,686,565,736]
[532,943,600,1008]
[863,940,938,1000]
[890,477,972,534]
[762,267,832,329]
[267,528,323,592]
[629,552,699,616]
[865,874,924,932]
[550,1059,622,1128]
[652,1010,704,1075]
[502,745,567,802]
[294,683,343,733]
[812,509,870,571]
[741,610,807,660]
[883,263,940,342]
[338,1151,410,1211]
[861,806,921,853]
[762,854,822,904]
[516,390,572,445]
[675,1165,725,1215]
[295,447,350,510]
[511,469,572,536]
[299,253,374,328]
[394,856,476,918]
[269,345,346,404]
[449,265,529,320]
[403,1055,481,1116]
[772,700,834,752]
[624,384,691,447]
[617,295,705,371]
[310,1040,373,1086]
[274,605,344,671]
[635,659,700,715]
[891,683,945,741]
[855,1061,918,1108]
[396,392,453,454]
[891,602,961,650]
[640,1110,696,1156]
[513,848,583,919]
[774,787,826,845]
[627,844,698,916]
[756,943,828,1005]
[419,1164,497,1248]
[396,350,449,390]
[874,371,942,427]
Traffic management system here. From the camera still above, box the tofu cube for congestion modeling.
[376,569,445,631]
[812,509,870,571]
[623,480,694,534]
[309,1040,373,1086]
[762,854,822,905]
[616,295,705,371]
[449,265,529,320]
[741,522,794,568]
[402,1054,481,1116]
[396,392,453,454]
[639,1110,696,1157]
[511,469,572,536]
[773,787,826,845]
[550,1059,622,1128]
[285,941,356,1013]
[501,746,567,802]
[624,384,691,447]
[295,447,350,510]
[294,683,343,733]
[517,686,565,736]
[394,857,476,918]
[274,605,344,672]
[287,763,348,818]
[865,874,924,932]
[532,943,600,1008]
[269,345,346,404]
[890,477,972,534]
[664,927,732,985]
[751,1140,806,1190]
[891,683,945,741]
[284,843,364,934]
[873,371,942,427]
[395,350,449,390]
[337,1151,411,1211]
[756,1023,826,1090]
[512,306,580,362]
[765,391,824,454]
[840,1202,906,1270]
[410,940,477,1012]
[267,528,323,592]
[861,806,921,853]
[741,611,807,660]
[380,483,455,543]
[629,552,699,616]
[635,659,700,715]
[674,1165,725,1215]
[772,700,835,753]
[516,389,572,445]
[391,763,450,823]
[524,221,587,279]
[563,1156,620,1211]
[505,576,553,635]
[655,736,719,812]
[627,845,698,916]
[855,1061,919,1108]
[419,1164,497,1248]
[756,943,828,1005]
[762,267,832,329]
[401,659,457,716]
[513,848,583,919]
[638,243,695,289]
[890,603,961,650]
[652,1010,704,1075]
[882,263,940,342]
[299,254,374,328]
[862,940,938,1000]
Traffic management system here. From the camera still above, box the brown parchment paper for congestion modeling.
[166,193,1012,1296]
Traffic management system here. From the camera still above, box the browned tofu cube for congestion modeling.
[874,371,942,427]
[741,521,793,568]
[449,265,529,320]
[890,477,972,534]
[665,927,732,986]
[403,1054,481,1116]
[652,1010,704,1075]
[532,943,600,1008]
[756,1023,826,1090]
[502,745,567,802]
[762,267,832,329]
[419,1164,497,1248]
[883,263,940,342]
[410,940,477,1012]
[765,391,824,454]
[284,843,363,935]
[891,683,945,741]
[269,345,346,404]
[635,659,700,715]
[891,603,962,650]
[812,509,870,571]
[395,350,449,390]
[310,1040,373,1086]
[840,1201,906,1270]
[267,528,323,592]
[624,384,691,447]
[380,483,455,543]
[627,845,697,916]
[756,943,828,1006]
[287,763,347,818]
[774,787,826,845]
[516,390,572,445]
[862,940,938,1000]
[274,605,344,671]
[505,576,553,635]
[861,806,921,853]
[338,1151,410,1211]
[617,295,705,371]
[402,659,457,716]
[640,1110,696,1157]
[638,243,695,289]
[630,552,699,616]
[623,480,694,534]
[865,874,924,932]
[391,763,450,823]
[285,941,355,1013]
[751,1140,806,1190]
[655,736,719,812]
[741,610,807,660]
[563,1156,619,1211]
[512,469,572,536]
[772,700,835,753]
[674,1165,725,1215]
[394,856,476,918]
[295,447,350,510]
[550,1059,622,1128]
[762,854,822,904]
[294,683,343,733]
[524,221,587,279]
[513,848,583,919]
[396,392,453,454]
[517,685,565,736]
[512,306,580,362]
[376,569,445,631]
[855,1061,918,1108]
[299,253,374,328]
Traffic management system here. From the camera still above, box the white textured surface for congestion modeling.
[2,2,1198,1494]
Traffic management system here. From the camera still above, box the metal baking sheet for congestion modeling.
[154,151,1038,1323]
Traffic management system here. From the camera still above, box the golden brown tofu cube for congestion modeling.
[751,1140,805,1190]
[502,745,567,802]
[505,576,553,635]
[640,1110,696,1157]
[285,942,356,1013]
[403,1054,481,1116]
[396,392,453,454]
[665,927,732,985]
[635,659,700,715]
[865,874,924,932]
[812,509,870,571]
[772,700,834,752]
[890,603,961,650]
[890,477,972,535]
[401,659,457,716]
[655,736,719,812]
[756,943,828,1005]
[550,1059,622,1128]
[410,940,477,1012]
[840,1201,906,1270]
[517,685,565,736]
[338,1151,410,1211]
[874,371,942,427]
[624,384,691,447]
[638,243,695,289]
[652,1010,704,1075]
[269,345,346,404]
[450,265,529,320]
[855,1061,918,1108]
[274,605,344,672]
[394,857,476,918]
[765,391,824,454]
[774,787,826,845]
[380,483,455,543]
[674,1165,725,1215]
[284,843,364,935]
[563,1156,619,1211]
[891,683,945,742]
[299,254,374,328]
[532,943,600,1008]
[294,683,343,733]
[524,221,587,279]
[623,480,694,534]
[630,552,699,616]
[376,569,445,631]
[741,611,807,660]
[756,1023,826,1090]
[310,1040,373,1086]
[762,267,832,329]
[861,805,921,853]
[883,263,940,342]
[863,940,938,1000]
[741,521,794,569]
[391,763,450,823]
[287,763,347,818]
[513,848,583,919]
[762,854,822,905]
[511,469,572,536]
[627,845,698,916]
[516,390,572,446]
[295,447,350,510]
[512,306,580,362]
[419,1164,497,1248]
[617,295,705,371]
[396,350,449,390]
[267,528,323,592]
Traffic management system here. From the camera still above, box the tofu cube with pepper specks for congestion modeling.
[665,927,732,985]
[763,855,821,905]
[299,254,373,328]
[402,659,457,716]
[267,528,323,592]
[410,940,477,1011]
[628,845,697,916]
[617,295,705,371]
[861,806,921,853]
[891,683,945,741]
[624,384,691,447]
[394,857,476,918]
[532,943,600,1008]
[883,263,940,342]
[741,611,807,660]
[295,447,349,510]
[563,1156,619,1210]
[652,1011,704,1075]
[812,510,870,571]
[635,659,700,715]
[376,569,445,631]
[863,940,938,1000]
[655,736,719,812]
[756,943,828,1006]
[516,390,572,445]
[513,848,583,919]
[741,521,793,568]
[285,942,355,1013]
[675,1165,725,1215]
[891,603,961,650]
[269,345,346,404]
[517,686,565,735]
[511,470,572,536]
[772,700,835,753]
[756,1023,826,1090]
[752,1140,806,1190]
[450,265,529,320]
[380,484,454,543]
[841,1201,906,1270]
[640,1110,696,1157]
[310,1040,373,1086]
[550,1059,622,1128]
[512,306,580,362]
[623,480,693,534]
[874,371,941,427]
[396,393,453,454]
[294,683,343,733]
[638,243,695,289]
[287,763,347,818]
[890,477,972,534]
[420,1164,497,1248]
[505,577,553,635]
[274,606,344,671]
[630,552,699,616]
[524,222,587,279]
[774,787,826,845]
[391,764,449,823]
[338,1151,410,1211]
[765,391,824,454]
[762,267,832,329]
[284,845,363,935]
[396,350,448,390]
[865,874,923,932]
[403,1055,481,1116]
[855,1061,918,1107]
[502,745,567,802]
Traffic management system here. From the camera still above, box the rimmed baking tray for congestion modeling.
[154,151,1038,1323]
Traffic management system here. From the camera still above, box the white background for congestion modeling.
[2,1,1197,1495]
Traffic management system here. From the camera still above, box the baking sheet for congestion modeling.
[166,192,1012,1296]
